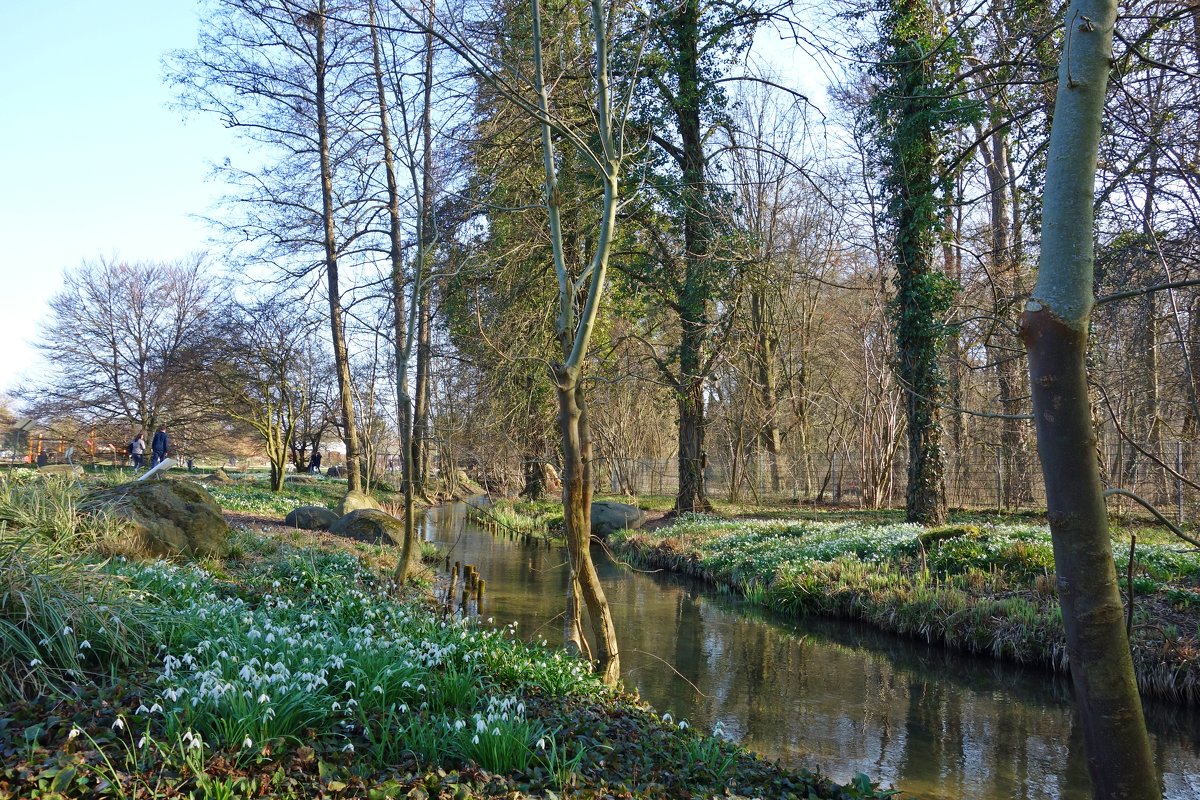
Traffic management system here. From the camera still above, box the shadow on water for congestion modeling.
[423,504,1200,800]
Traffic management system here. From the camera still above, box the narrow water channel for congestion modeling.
[423,504,1200,799]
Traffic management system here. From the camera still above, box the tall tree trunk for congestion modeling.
[314,2,362,494]
[671,0,715,515]
[531,0,620,684]
[410,13,436,494]
[367,0,418,582]
[750,291,784,492]
[1020,1,1159,795]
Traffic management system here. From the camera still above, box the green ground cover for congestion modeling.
[612,515,1200,704]
[0,472,892,799]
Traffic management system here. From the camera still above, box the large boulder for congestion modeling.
[336,491,382,516]
[591,501,646,539]
[330,509,403,545]
[284,505,339,531]
[82,479,229,559]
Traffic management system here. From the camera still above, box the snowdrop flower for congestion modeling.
[29,659,41,667]
[243,736,254,749]
[372,685,383,694]
[67,727,82,742]
[678,720,689,730]
[472,735,480,745]
[476,719,488,733]
[138,735,149,748]
[150,703,163,714]
[79,640,92,650]
[62,626,73,636]
[536,738,546,751]
[112,717,125,731]
[454,719,466,730]
[662,713,673,724]
[258,693,270,704]
[342,742,354,752]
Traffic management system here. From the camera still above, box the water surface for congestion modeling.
[424,505,1200,799]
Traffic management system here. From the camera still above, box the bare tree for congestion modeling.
[28,255,220,433]
[209,298,313,491]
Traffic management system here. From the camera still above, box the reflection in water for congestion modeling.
[424,505,1200,799]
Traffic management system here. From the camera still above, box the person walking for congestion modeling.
[129,433,146,469]
[150,427,170,467]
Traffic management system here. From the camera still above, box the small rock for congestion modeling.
[284,506,339,531]
[37,464,85,478]
[591,501,646,539]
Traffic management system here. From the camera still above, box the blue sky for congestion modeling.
[0,1,236,396]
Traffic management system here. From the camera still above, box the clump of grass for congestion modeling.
[0,534,164,703]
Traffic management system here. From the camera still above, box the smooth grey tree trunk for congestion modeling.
[1020,1,1159,796]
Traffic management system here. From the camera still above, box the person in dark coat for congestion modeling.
[151,427,170,467]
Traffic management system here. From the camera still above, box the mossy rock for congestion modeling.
[330,509,403,545]
[82,479,229,559]
[204,468,234,485]
[284,505,339,531]
[917,524,982,549]
[336,491,382,516]
[286,474,319,485]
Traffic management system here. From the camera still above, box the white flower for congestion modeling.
[678,720,689,730]
[79,640,92,650]
[67,727,82,741]
[662,713,673,724]
[258,693,270,704]
[342,742,354,752]
[536,738,546,750]
[454,719,466,730]
[476,719,487,733]
[138,735,149,748]
[472,735,480,745]
[29,659,41,667]
[243,736,254,749]
[62,626,73,636]
[112,717,125,731]
[150,703,163,714]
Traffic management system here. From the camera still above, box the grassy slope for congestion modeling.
[612,514,1200,704]
[0,472,893,799]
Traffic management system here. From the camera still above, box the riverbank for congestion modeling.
[0,473,894,799]
[610,514,1200,705]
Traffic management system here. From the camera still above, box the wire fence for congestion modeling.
[592,441,1200,522]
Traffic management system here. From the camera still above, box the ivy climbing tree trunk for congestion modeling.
[872,0,954,525]
[1020,1,1159,796]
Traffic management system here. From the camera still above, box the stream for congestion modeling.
[422,504,1200,799]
